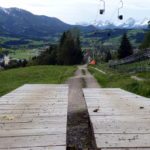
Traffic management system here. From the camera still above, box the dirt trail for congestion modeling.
[66,65,100,149]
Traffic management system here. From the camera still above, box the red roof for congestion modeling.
[89,60,96,65]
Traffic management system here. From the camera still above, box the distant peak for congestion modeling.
[0,7,10,14]
[8,7,22,11]
[0,7,31,15]
[86,17,150,29]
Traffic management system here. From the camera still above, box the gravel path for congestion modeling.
[66,65,100,149]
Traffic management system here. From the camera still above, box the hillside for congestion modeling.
[82,29,146,49]
[89,63,150,98]
[0,7,95,39]
[0,65,76,96]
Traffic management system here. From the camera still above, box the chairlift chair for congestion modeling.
[118,15,123,20]
[99,0,105,15]
[118,0,123,20]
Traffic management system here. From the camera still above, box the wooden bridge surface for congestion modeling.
[0,84,68,150]
[83,88,150,150]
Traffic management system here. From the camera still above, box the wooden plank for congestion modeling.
[83,88,150,149]
[0,146,66,150]
[0,113,67,119]
[0,103,67,110]
[0,134,66,148]
[0,121,66,130]
[95,134,150,148]
[0,107,67,114]
[0,129,66,137]
[0,108,68,115]
[91,116,150,134]
[0,84,68,149]
[0,103,67,108]
[0,116,66,124]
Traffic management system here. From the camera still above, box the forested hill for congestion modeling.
[0,7,95,38]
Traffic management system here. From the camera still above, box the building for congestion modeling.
[0,54,10,68]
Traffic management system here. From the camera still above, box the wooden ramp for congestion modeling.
[83,88,150,150]
[0,84,68,150]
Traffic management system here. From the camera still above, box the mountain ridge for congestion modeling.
[0,7,96,39]
[83,18,149,29]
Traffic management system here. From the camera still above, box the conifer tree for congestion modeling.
[57,29,83,65]
[118,33,133,59]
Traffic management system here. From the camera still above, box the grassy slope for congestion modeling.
[89,63,150,98]
[115,60,150,73]
[0,65,76,96]
[136,72,150,79]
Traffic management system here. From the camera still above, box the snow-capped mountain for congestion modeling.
[139,18,150,27]
[93,20,116,29]
[118,18,136,28]
[118,18,149,29]
[85,18,150,29]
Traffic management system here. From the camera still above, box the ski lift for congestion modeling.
[118,0,123,20]
[99,0,105,15]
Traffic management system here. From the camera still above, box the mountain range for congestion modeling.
[0,7,149,39]
[91,18,149,29]
[0,7,95,39]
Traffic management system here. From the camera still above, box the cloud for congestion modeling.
[0,0,150,24]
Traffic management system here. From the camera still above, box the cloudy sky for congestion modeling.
[0,0,150,24]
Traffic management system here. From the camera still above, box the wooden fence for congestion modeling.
[109,50,150,67]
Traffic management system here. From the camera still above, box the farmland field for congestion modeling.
[9,49,40,60]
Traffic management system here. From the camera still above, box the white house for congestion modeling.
[0,54,10,67]
[4,55,10,65]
